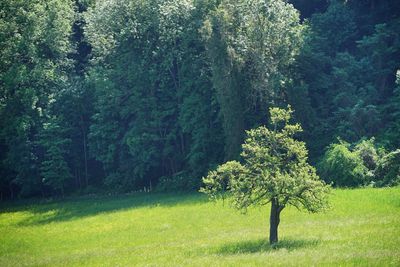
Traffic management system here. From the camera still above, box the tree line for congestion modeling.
[0,0,399,199]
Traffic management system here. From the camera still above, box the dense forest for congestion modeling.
[0,0,399,199]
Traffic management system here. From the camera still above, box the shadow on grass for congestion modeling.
[215,238,319,255]
[0,192,207,226]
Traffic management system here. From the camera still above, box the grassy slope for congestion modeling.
[0,187,399,266]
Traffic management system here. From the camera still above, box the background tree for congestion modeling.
[85,0,223,191]
[384,70,400,149]
[201,106,330,244]
[1,0,399,199]
[293,0,400,158]
[0,0,75,198]
[38,117,72,196]
[202,0,304,160]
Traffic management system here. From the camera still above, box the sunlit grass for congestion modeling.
[0,187,399,266]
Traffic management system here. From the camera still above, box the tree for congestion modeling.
[201,106,330,244]
[294,0,400,159]
[52,79,95,190]
[0,0,75,198]
[1,0,399,200]
[38,117,72,196]
[384,70,400,148]
[85,0,224,191]
[202,0,304,160]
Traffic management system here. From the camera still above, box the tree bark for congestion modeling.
[269,198,282,245]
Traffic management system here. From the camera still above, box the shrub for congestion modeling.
[354,138,378,170]
[374,149,400,187]
[319,141,368,187]
[156,172,200,192]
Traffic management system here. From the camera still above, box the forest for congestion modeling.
[1,0,400,200]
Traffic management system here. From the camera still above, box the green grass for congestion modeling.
[0,187,399,266]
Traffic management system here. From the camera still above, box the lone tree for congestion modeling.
[201,106,330,244]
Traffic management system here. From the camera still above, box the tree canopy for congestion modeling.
[0,0,399,199]
[201,106,330,244]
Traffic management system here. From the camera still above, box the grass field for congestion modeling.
[0,187,399,266]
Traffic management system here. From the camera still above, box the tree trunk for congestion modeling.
[83,129,88,187]
[9,182,14,200]
[80,114,89,187]
[269,198,282,245]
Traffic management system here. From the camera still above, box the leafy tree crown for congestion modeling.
[201,106,330,213]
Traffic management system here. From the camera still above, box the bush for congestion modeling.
[156,172,201,192]
[374,149,400,187]
[318,141,368,187]
[354,138,379,170]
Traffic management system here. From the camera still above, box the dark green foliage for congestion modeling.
[1,0,400,199]
[53,79,95,190]
[0,0,75,198]
[384,70,400,148]
[84,0,224,191]
[294,0,400,157]
[156,171,201,192]
[289,0,328,19]
[38,117,72,196]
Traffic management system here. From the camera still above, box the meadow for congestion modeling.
[0,187,399,266]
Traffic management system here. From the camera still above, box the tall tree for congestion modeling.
[202,0,304,160]
[85,0,223,190]
[0,0,75,198]
[38,117,72,196]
